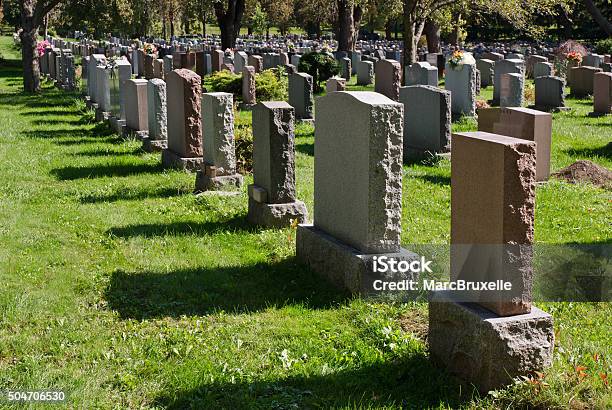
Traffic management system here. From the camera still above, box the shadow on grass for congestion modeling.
[73,147,143,158]
[154,354,471,408]
[80,186,191,204]
[105,257,350,318]
[564,143,611,160]
[409,174,451,186]
[50,162,163,180]
[107,216,255,238]
[295,142,314,156]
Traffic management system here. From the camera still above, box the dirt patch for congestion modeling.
[398,309,429,342]
[553,160,612,190]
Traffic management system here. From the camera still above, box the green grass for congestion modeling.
[0,35,611,408]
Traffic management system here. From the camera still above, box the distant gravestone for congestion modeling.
[248,55,263,73]
[247,101,308,227]
[570,66,602,97]
[195,92,243,191]
[445,61,477,117]
[592,72,612,115]
[326,77,346,93]
[124,79,149,134]
[476,59,494,88]
[400,85,451,157]
[375,59,401,101]
[481,51,504,61]
[526,55,547,78]
[499,73,524,108]
[162,69,203,171]
[357,60,374,85]
[534,76,566,112]
[404,62,438,87]
[340,57,352,81]
[212,50,224,72]
[493,59,524,105]
[582,54,603,68]
[143,78,167,152]
[241,65,256,107]
[533,62,554,78]
[288,72,314,122]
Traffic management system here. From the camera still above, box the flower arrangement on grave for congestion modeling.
[106,56,119,78]
[566,51,582,64]
[286,41,295,53]
[143,42,157,55]
[448,50,475,71]
[36,40,50,57]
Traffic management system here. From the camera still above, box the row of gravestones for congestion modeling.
[79,64,556,391]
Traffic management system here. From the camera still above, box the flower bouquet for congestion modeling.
[143,42,157,55]
[448,50,475,71]
[36,40,50,57]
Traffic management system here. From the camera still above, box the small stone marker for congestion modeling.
[375,59,401,101]
[143,78,167,152]
[592,72,612,115]
[478,107,552,181]
[400,85,451,157]
[326,77,346,93]
[429,131,553,393]
[288,72,314,122]
[534,76,566,112]
[162,69,204,171]
[195,92,243,191]
[340,57,351,81]
[248,55,263,73]
[445,61,477,117]
[247,102,308,227]
[125,79,149,134]
[212,50,224,72]
[297,92,418,292]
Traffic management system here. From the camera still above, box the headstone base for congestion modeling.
[95,108,110,122]
[404,145,450,161]
[87,101,98,111]
[247,196,308,228]
[238,102,257,111]
[142,137,167,152]
[109,116,127,136]
[296,224,419,294]
[195,171,244,192]
[428,291,554,393]
[531,104,571,113]
[161,149,204,171]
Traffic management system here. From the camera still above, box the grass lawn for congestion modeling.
[0,35,610,408]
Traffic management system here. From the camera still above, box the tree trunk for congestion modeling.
[202,16,207,36]
[170,18,175,38]
[449,12,461,46]
[385,20,393,40]
[20,0,40,93]
[162,15,167,39]
[185,19,190,35]
[336,0,354,51]
[423,19,440,53]
[583,0,612,36]
[403,4,426,67]
[214,0,246,50]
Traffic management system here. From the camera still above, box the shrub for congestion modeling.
[204,68,287,102]
[298,51,340,92]
[234,115,253,174]
[594,39,612,55]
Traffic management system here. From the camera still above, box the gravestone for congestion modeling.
[288,72,314,122]
[499,73,524,108]
[445,61,477,117]
[526,55,547,78]
[534,76,566,112]
[162,69,204,171]
[350,51,361,75]
[88,54,106,103]
[493,59,524,105]
[357,60,374,85]
[476,59,494,87]
[478,107,552,181]
[340,57,352,81]
[326,77,346,93]
[95,65,111,121]
[570,66,603,97]
[143,78,167,152]
[124,79,149,136]
[429,131,553,393]
[247,102,308,227]
[592,72,612,115]
[163,55,173,76]
[143,53,155,79]
[195,92,243,191]
[241,65,256,108]
[400,85,451,158]
[583,54,603,68]
[481,52,504,61]
[248,55,264,73]
[297,92,418,292]
[375,59,401,101]
[533,62,554,78]
[153,58,164,79]
[234,51,247,74]
[404,62,438,87]
[212,50,224,72]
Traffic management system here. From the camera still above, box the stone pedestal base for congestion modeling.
[238,102,256,111]
[129,130,148,141]
[109,116,127,136]
[95,107,110,122]
[195,171,243,192]
[428,291,554,393]
[142,137,167,152]
[296,224,419,293]
[161,149,203,171]
[247,197,308,228]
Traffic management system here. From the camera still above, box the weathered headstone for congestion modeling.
[570,66,603,97]
[476,59,494,87]
[534,76,566,112]
[445,61,477,117]
[533,62,554,78]
[95,65,111,121]
[288,72,314,122]
[493,59,524,105]
[124,79,149,136]
[143,78,167,152]
[375,59,401,101]
[526,55,547,78]
[583,54,603,68]
[241,65,256,108]
[400,85,451,157]
[212,50,224,72]
[161,69,203,170]
[478,107,552,181]
[195,92,243,191]
[247,101,308,227]
[429,131,553,393]
[499,73,524,107]
[340,57,351,81]
[481,51,504,61]
[326,77,346,93]
[404,62,438,87]
[297,91,417,292]
[356,60,374,85]
[163,55,173,76]
[248,55,264,73]
[592,72,612,115]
